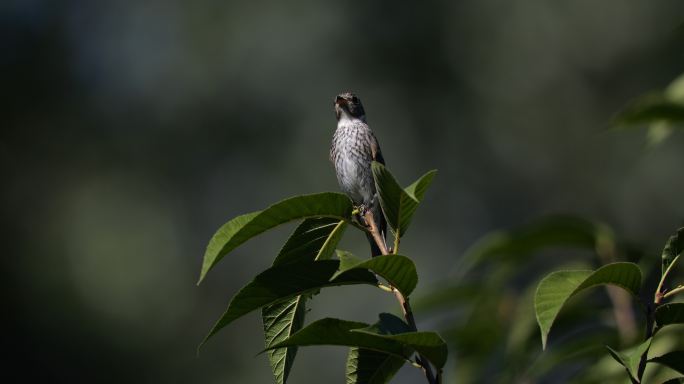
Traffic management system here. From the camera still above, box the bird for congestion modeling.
[330,92,387,257]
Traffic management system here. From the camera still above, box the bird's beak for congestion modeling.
[335,96,347,106]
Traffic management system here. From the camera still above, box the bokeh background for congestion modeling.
[3,1,684,383]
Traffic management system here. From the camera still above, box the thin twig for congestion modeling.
[364,210,439,384]
[364,210,390,255]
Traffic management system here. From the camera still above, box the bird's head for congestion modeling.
[334,92,366,122]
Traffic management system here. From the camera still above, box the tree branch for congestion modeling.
[363,210,440,384]
[364,210,390,255]
[662,285,684,300]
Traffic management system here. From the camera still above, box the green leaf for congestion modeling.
[534,262,642,349]
[650,351,684,375]
[613,73,684,127]
[661,378,684,384]
[334,251,418,296]
[371,162,436,238]
[346,314,412,384]
[661,228,684,278]
[200,260,377,349]
[360,312,414,334]
[337,250,366,269]
[612,95,684,126]
[266,318,402,359]
[605,338,652,382]
[273,218,347,266]
[655,303,684,329]
[404,169,438,202]
[263,297,306,384]
[371,162,403,235]
[266,316,449,369]
[666,73,684,101]
[198,192,353,284]
[346,348,405,384]
[613,73,684,145]
[262,218,347,384]
[353,330,448,370]
[647,121,674,147]
[456,215,613,277]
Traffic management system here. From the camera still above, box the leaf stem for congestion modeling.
[662,285,684,300]
[655,254,680,304]
[363,210,439,384]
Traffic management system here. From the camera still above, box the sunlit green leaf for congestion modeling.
[198,193,353,284]
[334,251,418,297]
[371,162,436,238]
[200,260,377,349]
[535,262,642,349]
[404,169,437,203]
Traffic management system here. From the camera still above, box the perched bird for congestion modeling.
[330,92,387,256]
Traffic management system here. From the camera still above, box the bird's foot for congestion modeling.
[352,204,367,216]
[354,204,371,227]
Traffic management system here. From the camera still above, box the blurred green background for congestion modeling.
[3,1,684,383]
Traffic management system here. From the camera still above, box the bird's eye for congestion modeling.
[351,96,358,103]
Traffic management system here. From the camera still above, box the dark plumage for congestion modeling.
[330,92,387,256]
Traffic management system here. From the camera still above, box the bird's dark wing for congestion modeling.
[370,134,385,165]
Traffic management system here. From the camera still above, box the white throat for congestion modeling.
[337,110,366,126]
